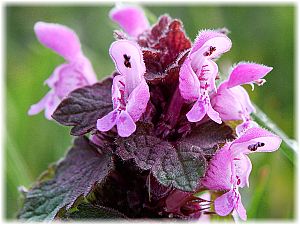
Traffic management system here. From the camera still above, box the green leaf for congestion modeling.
[251,104,297,165]
[62,202,127,220]
[153,142,207,192]
[18,137,114,221]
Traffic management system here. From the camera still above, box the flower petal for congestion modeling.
[44,91,60,120]
[109,4,149,38]
[45,60,97,89]
[53,64,89,99]
[190,30,232,59]
[214,189,236,217]
[202,145,233,190]
[207,101,222,124]
[179,60,200,101]
[236,195,247,221]
[75,55,98,85]
[28,89,60,120]
[207,60,219,92]
[116,110,136,137]
[109,40,146,94]
[226,62,273,89]
[44,64,66,88]
[126,80,150,121]
[186,99,206,122]
[97,109,118,132]
[230,127,282,155]
[211,83,255,121]
[192,59,218,93]
[34,22,82,62]
[233,154,252,188]
[236,120,259,136]
[28,90,52,116]
[111,75,126,109]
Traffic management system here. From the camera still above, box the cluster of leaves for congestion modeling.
[18,16,236,221]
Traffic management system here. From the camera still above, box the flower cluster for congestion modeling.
[26,4,281,221]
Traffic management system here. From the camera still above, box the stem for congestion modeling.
[166,87,184,128]
[156,86,184,138]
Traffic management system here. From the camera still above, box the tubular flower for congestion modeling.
[179,30,232,124]
[202,127,281,220]
[210,62,272,135]
[109,4,150,38]
[28,22,97,119]
[97,40,150,137]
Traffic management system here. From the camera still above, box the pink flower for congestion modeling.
[211,62,272,134]
[97,40,150,137]
[28,22,97,119]
[109,4,150,38]
[179,30,232,124]
[202,127,281,220]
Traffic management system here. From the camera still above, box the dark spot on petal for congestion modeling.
[258,142,265,147]
[248,142,265,151]
[203,46,216,56]
[123,54,131,68]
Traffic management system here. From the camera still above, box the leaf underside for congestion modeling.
[18,137,113,222]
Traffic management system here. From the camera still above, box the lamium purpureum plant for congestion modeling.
[19,4,282,222]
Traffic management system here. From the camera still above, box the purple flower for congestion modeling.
[109,4,150,38]
[28,22,97,119]
[97,40,150,137]
[211,62,272,134]
[202,127,281,220]
[179,30,232,124]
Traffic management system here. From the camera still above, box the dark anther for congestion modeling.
[123,54,131,68]
[257,142,265,147]
[248,142,265,151]
[203,46,217,56]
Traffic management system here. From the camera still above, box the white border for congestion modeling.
[0,0,298,225]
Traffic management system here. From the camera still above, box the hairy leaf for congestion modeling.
[152,142,207,191]
[116,121,235,191]
[62,202,127,220]
[181,121,235,156]
[116,128,207,192]
[52,78,113,136]
[18,137,113,221]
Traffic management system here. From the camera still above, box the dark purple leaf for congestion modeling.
[116,126,207,192]
[180,121,235,156]
[18,137,114,221]
[138,16,191,84]
[62,202,128,220]
[52,78,113,136]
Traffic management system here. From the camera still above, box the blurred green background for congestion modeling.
[5,4,295,220]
